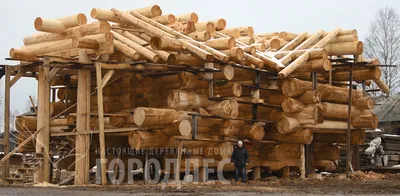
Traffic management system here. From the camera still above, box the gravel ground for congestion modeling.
[0,172,399,196]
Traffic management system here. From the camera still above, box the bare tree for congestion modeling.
[364,6,400,95]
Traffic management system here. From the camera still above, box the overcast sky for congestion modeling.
[1,0,399,114]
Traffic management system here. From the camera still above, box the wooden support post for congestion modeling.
[144,151,149,183]
[95,62,107,185]
[74,67,91,185]
[352,145,360,171]
[9,71,25,87]
[35,66,51,183]
[175,140,183,182]
[346,63,353,178]
[305,72,317,177]
[300,144,306,179]
[205,62,214,97]
[280,166,290,178]
[2,66,10,182]
[199,167,207,182]
[252,167,261,180]
[46,68,60,83]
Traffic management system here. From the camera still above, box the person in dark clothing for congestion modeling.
[231,141,249,183]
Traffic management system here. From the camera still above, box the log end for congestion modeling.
[232,82,243,97]
[356,41,363,55]
[223,65,234,80]
[179,120,192,137]
[228,37,236,48]
[168,14,176,24]
[99,21,111,33]
[34,17,44,31]
[204,31,212,41]
[151,5,162,17]
[149,37,162,50]
[321,58,332,72]
[90,8,100,19]
[270,38,280,50]
[216,18,227,30]
[133,107,146,126]
[166,54,176,65]
[77,13,88,25]
[190,12,199,23]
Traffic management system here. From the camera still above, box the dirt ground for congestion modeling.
[0,172,400,196]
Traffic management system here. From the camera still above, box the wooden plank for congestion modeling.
[95,62,107,185]
[29,95,38,115]
[2,66,10,181]
[101,70,115,88]
[0,127,43,165]
[46,68,61,83]
[9,71,25,87]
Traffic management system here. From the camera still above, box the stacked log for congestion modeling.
[10,5,387,177]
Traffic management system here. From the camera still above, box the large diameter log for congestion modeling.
[114,40,141,60]
[34,17,66,33]
[237,26,255,36]
[271,48,327,60]
[285,104,323,125]
[330,67,381,81]
[313,130,365,145]
[353,97,374,110]
[281,78,363,103]
[57,88,77,101]
[50,102,76,116]
[150,36,184,52]
[11,38,79,57]
[314,145,340,160]
[236,37,255,45]
[213,82,242,97]
[220,47,244,59]
[319,102,361,120]
[206,99,239,118]
[323,41,363,55]
[152,14,176,24]
[328,34,358,44]
[91,8,126,23]
[299,91,322,104]
[174,53,203,67]
[128,130,169,149]
[24,21,110,45]
[295,58,332,73]
[265,128,313,144]
[15,116,69,132]
[352,113,378,129]
[195,21,216,33]
[210,19,227,30]
[277,117,300,134]
[175,12,198,23]
[259,144,300,161]
[113,30,159,62]
[374,78,390,94]
[119,9,216,61]
[238,124,265,141]
[188,31,211,41]
[282,98,305,113]
[218,28,240,38]
[167,90,210,108]
[161,120,191,137]
[168,22,195,34]
[132,5,162,18]
[133,107,190,126]
[205,38,236,50]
